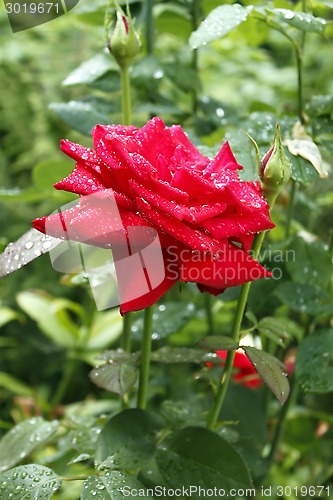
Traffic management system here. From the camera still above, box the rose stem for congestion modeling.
[207,231,266,430]
[119,62,133,355]
[264,378,298,476]
[137,306,154,409]
[146,0,154,55]
[204,294,214,335]
[285,180,298,239]
[122,312,132,353]
[191,0,200,115]
[119,45,133,352]
[120,64,132,126]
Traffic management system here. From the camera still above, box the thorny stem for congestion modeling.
[137,306,154,409]
[207,231,267,430]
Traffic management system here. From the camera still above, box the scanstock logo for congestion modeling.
[46,191,165,311]
[4,1,80,33]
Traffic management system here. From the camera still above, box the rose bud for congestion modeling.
[260,124,291,206]
[108,1,141,68]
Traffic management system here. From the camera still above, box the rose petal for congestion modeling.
[182,202,227,225]
[135,117,176,165]
[179,242,271,288]
[137,197,225,254]
[169,125,210,170]
[203,211,274,240]
[119,259,178,315]
[204,141,242,175]
[54,161,105,195]
[197,283,225,296]
[130,180,184,220]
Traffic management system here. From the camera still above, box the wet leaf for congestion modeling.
[189,5,253,49]
[95,409,163,469]
[63,52,116,87]
[0,229,61,278]
[285,237,332,289]
[274,282,333,316]
[132,302,196,342]
[50,101,111,136]
[257,317,302,346]
[81,471,155,499]
[197,336,239,351]
[0,418,59,472]
[295,329,333,393]
[150,347,207,364]
[156,426,252,495]
[89,361,137,396]
[242,347,290,405]
[285,138,328,178]
[287,150,319,185]
[0,465,61,499]
[253,7,326,34]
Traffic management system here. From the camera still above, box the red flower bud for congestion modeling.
[108,1,140,68]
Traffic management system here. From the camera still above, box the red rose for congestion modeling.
[32,117,274,314]
[208,349,262,389]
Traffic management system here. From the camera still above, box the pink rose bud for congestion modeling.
[260,124,291,205]
[108,1,140,68]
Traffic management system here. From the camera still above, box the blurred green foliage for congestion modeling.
[0,0,333,498]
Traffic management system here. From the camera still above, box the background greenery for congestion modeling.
[0,0,333,498]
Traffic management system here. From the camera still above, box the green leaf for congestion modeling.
[89,361,137,396]
[286,138,328,178]
[295,329,333,393]
[277,9,327,33]
[274,282,333,316]
[256,317,301,346]
[287,150,319,185]
[0,464,61,499]
[155,4,192,38]
[74,0,109,26]
[0,418,59,472]
[132,302,196,341]
[285,237,332,289]
[63,52,116,87]
[227,129,259,181]
[253,7,327,34]
[150,347,207,364]
[242,347,290,405]
[156,427,252,494]
[81,471,155,499]
[307,95,333,118]
[87,310,123,350]
[49,101,111,136]
[197,336,239,351]
[95,409,163,469]
[189,5,252,48]
[0,307,20,328]
[312,1,333,7]
[0,372,32,398]
[69,422,102,456]
[32,159,72,190]
[16,291,79,348]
